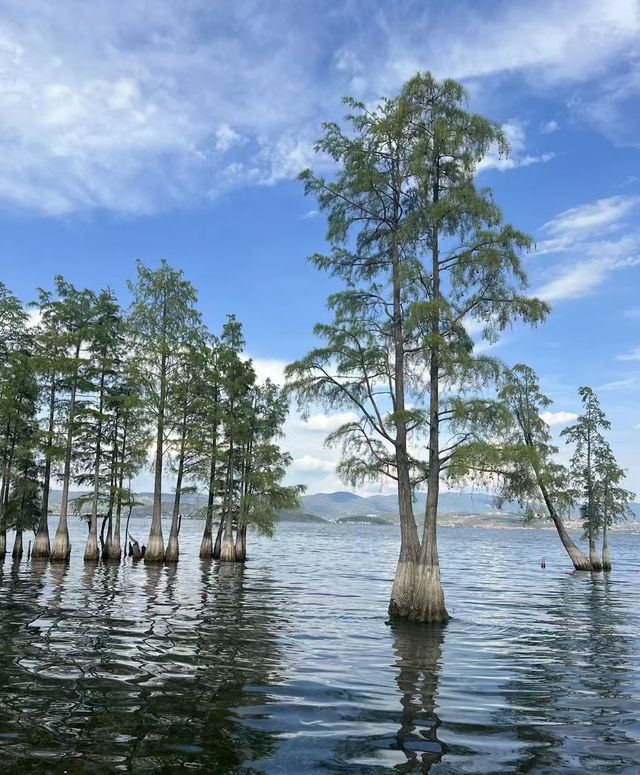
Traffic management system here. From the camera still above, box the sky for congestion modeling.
[0,0,639,496]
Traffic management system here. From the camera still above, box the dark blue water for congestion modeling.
[1,520,639,773]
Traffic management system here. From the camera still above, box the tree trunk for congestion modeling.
[0,521,5,560]
[12,530,23,561]
[588,522,602,571]
[536,476,592,570]
[85,368,106,561]
[145,350,166,563]
[602,518,611,572]
[33,375,56,558]
[414,178,448,624]
[165,444,185,563]
[235,524,247,562]
[51,343,81,562]
[387,213,422,618]
[212,518,224,559]
[219,439,236,562]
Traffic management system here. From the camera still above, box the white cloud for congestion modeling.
[616,346,640,361]
[249,356,287,385]
[540,119,559,134]
[477,119,554,173]
[0,1,634,215]
[540,410,577,427]
[537,196,640,253]
[597,377,637,391]
[532,195,640,302]
[291,454,336,473]
[535,253,640,303]
[214,124,244,153]
[301,411,359,432]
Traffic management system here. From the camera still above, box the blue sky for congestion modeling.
[0,0,639,495]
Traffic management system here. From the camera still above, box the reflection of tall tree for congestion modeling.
[329,621,445,773]
[494,572,638,773]
[392,621,446,773]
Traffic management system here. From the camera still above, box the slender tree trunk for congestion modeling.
[0,515,5,560]
[387,208,421,617]
[166,431,186,563]
[85,369,106,561]
[588,520,602,571]
[213,518,224,559]
[33,375,56,557]
[219,433,236,561]
[200,435,218,559]
[0,432,16,560]
[235,524,247,562]
[145,351,166,563]
[51,344,81,562]
[105,410,126,561]
[602,518,611,572]
[414,176,448,624]
[536,475,592,570]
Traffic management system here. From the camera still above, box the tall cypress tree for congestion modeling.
[128,259,202,563]
[287,73,547,622]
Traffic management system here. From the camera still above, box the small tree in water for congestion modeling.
[286,73,547,623]
[475,364,592,570]
[562,387,633,571]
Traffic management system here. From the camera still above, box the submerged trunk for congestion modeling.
[200,439,218,559]
[33,376,56,558]
[219,510,236,561]
[537,477,592,570]
[85,370,106,562]
[235,524,247,562]
[145,350,166,563]
[12,530,23,561]
[212,518,224,559]
[602,519,611,572]
[588,524,602,571]
[200,513,214,559]
[165,430,186,564]
[51,344,81,562]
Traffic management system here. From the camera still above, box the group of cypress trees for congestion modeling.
[0,260,301,566]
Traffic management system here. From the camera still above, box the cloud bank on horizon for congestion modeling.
[0,0,639,494]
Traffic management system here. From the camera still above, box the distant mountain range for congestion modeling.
[46,488,640,523]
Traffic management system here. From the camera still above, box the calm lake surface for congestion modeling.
[1,519,639,774]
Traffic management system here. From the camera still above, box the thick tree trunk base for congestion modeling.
[219,535,236,562]
[50,530,71,562]
[567,548,593,571]
[144,534,165,563]
[389,560,449,624]
[165,534,179,563]
[12,532,23,561]
[84,533,99,562]
[602,549,611,572]
[589,548,603,572]
[0,531,6,560]
[32,530,51,558]
[199,534,213,559]
[103,539,121,562]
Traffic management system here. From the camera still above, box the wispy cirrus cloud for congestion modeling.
[533,195,640,302]
[616,346,640,362]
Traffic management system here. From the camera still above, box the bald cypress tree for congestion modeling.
[128,260,202,563]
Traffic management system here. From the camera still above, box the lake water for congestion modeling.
[0,518,639,773]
